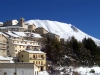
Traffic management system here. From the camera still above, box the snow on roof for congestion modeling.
[39,71,50,75]
[13,43,40,46]
[25,50,45,54]
[0,32,3,34]
[25,32,42,38]
[32,33,42,38]
[0,22,3,24]
[0,56,11,60]
[7,26,23,28]
[12,31,27,37]
[0,26,23,29]
[0,32,9,37]
[5,31,19,37]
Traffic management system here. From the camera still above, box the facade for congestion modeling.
[0,26,25,32]
[43,32,60,41]
[0,63,35,75]
[35,27,48,34]
[19,50,46,71]
[28,24,36,31]
[0,32,7,56]
[3,20,18,26]
[7,38,41,57]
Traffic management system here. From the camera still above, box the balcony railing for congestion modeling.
[30,57,45,60]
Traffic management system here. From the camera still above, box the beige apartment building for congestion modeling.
[19,50,46,72]
[7,38,41,57]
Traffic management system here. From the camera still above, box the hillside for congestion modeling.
[25,20,100,46]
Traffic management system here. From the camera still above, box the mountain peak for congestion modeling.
[25,19,100,46]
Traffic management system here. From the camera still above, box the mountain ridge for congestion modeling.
[25,20,100,46]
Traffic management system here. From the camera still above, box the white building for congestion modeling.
[0,63,34,75]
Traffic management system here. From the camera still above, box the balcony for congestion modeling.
[30,57,44,60]
[36,64,46,66]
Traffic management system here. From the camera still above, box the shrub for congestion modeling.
[90,69,95,73]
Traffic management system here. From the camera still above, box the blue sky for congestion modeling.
[0,0,100,39]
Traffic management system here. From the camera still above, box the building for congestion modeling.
[0,63,35,75]
[43,32,60,41]
[28,24,36,32]
[19,50,46,71]
[35,27,48,34]
[0,26,25,32]
[0,18,28,32]
[7,39,41,57]
[0,22,3,26]
[3,20,18,26]
[1,31,40,57]
[0,32,8,56]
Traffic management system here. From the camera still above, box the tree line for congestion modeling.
[43,36,100,67]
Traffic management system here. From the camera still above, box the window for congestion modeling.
[37,71,38,75]
[41,61,43,65]
[35,71,36,75]
[33,55,35,58]
[39,61,40,64]
[14,72,16,75]
[7,46,9,48]
[15,50,17,52]
[33,61,35,64]
[13,41,14,43]
[4,72,7,75]
[41,55,44,59]
[22,54,23,58]
[36,61,38,64]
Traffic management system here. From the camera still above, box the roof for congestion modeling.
[0,22,3,24]
[0,32,9,38]
[5,31,19,37]
[0,56,11,60]
[24,50,46,54]
[11,31,42,38]
[25,32,42,38]
[12,31,27,37]
[13,43,40,46]
[0,26,24,29]
[32,33,42,38]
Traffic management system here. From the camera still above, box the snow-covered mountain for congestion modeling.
[25,20,100,46]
